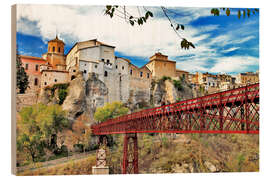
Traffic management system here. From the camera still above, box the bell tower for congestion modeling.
[46,35,66,70]
[47,35,65,55]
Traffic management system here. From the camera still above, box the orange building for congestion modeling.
[20,55,47,92]
[20,36,68,92]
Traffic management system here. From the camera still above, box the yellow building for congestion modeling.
[42,35,66,70]
[146,52,176,78]
[236,72,259,85]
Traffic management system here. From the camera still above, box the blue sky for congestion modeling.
[16,5,259,75]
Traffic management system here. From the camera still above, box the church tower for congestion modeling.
[44,35,66,70]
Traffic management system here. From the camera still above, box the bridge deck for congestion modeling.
[91,83,259,135]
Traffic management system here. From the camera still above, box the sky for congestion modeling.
[16,4,259,75]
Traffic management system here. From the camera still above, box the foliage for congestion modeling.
[17,154,96,175]
[94,102,129,122]
[17,104,68,162]
[71,114,92,152]
[45,83,69,105]
[16,51,29,94]
[211,8,259,19]
[161,76,171,82]
[173,79,183,91]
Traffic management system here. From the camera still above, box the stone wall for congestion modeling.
[41,70,69,88]
[16,93,38,112]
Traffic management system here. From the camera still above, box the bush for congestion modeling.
[161,76,172,81]
[173,79,183,91]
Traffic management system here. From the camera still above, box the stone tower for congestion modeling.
[44,35,66,70]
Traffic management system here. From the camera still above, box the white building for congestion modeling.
[65,39,131,103]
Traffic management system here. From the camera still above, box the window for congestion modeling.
[85,64,87,66]
[122,66,124,70]
[130,69,133,75]
[104,71,108,77]
[147,73,150,78]
[101,59,105,62]
[95,65,98,68]
[140,72,143,77]
[53,46,55,52]
[107,59,110,63]
[25,64,29,70]
[35,64,39,71]
[58,47,61,53]
[44,82,47,85]
[84,70,87,74]
[54,79,57,82]
[44,73,47,76]
[34,78,38,86]
[73,70,76,73]
[116,65,118,69]
[71,75,76,80]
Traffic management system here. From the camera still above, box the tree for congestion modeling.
[103,6,259,50]
[94,102,129,122]
[71,114,92,152]
[17,104,68,162]
[16,50,29,94]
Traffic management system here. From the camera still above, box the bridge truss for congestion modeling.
[91,83,259,174]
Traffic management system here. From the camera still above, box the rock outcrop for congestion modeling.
[62,72,108,123]
[151,78,194,107]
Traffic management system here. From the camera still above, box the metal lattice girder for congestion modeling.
[91,83,259,135]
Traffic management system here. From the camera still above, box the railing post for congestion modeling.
[219,93,224,131]
[245,85,249,133]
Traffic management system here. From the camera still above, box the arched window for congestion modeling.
[58,47,61,53]
[53,46,55,52]
[34,78,38,86]
[35,64,39,71]
[104,71,108,77]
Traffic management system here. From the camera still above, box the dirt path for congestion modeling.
[16,150,96,173]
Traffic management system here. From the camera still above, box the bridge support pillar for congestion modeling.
[122,133,138,174]
[92,136,109,175]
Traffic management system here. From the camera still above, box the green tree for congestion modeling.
[17,104,69,162]
[16,50,29,94]
[94,102,129,122]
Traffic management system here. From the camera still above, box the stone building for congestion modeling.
[66,39,136,104]
[42,36,66,70]
[176,69,189,82]
[236,72,259,85]
[20,55,47,92]
[146,52,176,78]
[129,63,152,105]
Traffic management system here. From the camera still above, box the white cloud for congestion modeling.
[221,47,240,53]
[16,4,215,58]
[209,56,259,73]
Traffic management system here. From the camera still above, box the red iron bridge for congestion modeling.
[91,83,259,174]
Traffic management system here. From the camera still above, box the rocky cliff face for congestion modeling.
[151,78,194,106]
[62,72,108,123]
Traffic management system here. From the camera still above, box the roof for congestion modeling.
[48,35,65,45]
[66,39,115,56]
[42,69,69,73]
[115,57,131,63]
[176,69,189,73]
[20,55,46,61]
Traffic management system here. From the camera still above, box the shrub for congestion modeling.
[173,79,183,91]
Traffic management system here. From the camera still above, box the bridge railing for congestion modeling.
[91,83,259,135]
